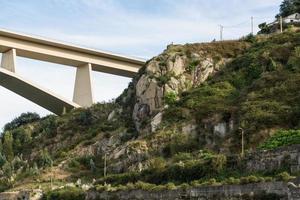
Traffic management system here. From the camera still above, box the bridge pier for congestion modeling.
[73,63,94,107]
[1,49,16,72]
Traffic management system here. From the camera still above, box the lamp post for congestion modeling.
[104,152,107,185]
[238,127,245,158]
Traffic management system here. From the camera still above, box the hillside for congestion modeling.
[0,32,300,199]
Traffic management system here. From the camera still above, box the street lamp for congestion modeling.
[104,153,107,183]
[238,127,245,158]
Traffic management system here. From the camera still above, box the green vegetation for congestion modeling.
[3,112,40,132]
[42,187,85,200]
[259,130,300,150]
[182,81,236,120]
[94,171,294,193]
[0,21,300,196]
[0,102,125,191]
[279,0,300,17]
[164,32,300,149]
[95,148,295,187]
[164,91,178,105]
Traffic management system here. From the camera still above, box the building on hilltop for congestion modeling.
[283,13,300,23]
[260,13,300,34]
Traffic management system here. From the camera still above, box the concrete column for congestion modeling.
[1,49,16,72]
[73,63,94,107]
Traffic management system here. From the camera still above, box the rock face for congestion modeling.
[128,42,249,133]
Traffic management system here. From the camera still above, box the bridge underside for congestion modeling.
[0,67,79,115]
[0,29,144,115]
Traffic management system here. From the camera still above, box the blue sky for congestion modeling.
[0,0,282,129]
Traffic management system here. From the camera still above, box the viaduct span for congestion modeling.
[0,29,145,115]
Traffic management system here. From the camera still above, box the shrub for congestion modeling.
[43,187,85,200]
[38,115,57,138]
[270,46,291,64]
[2,162,12,178]
[243,34,256,43]
[148,157,167,171]
[165,182,177,190]
[76,109,93,126]
[36,149,53,168]
[186,60,200,73]
[190,180,201,187]
[155,73,173,86]
[240,175,259,184]
[259,130,300,150]
[178,183,190,190]
[212,154,227,173]
[223,177,241,185]
[134,181,156,191]
[168,132,199,156]
[2,132,14,162]
[68,159,80,169]
[3,112,40,132]
[276,172,294,182]
[0,153,6,168]
[173,153,193,163]
[164,91,177,105]
[77,155,95,167]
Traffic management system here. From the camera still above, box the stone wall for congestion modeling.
[246,144,300,173]
[86,181,300,200]
[0,189,42,200]
[0,191,29,200]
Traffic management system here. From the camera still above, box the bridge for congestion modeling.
[0,29,145,115]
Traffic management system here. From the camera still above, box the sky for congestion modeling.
[0,0,282,130]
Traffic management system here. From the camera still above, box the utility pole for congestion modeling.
[219,25,224,41]
[280,16,283,33]
[251,16,254,35]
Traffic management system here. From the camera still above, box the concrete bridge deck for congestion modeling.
[0,29,145,77]
[0,29,145,115]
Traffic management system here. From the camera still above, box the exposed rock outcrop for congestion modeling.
[124,42,249,133]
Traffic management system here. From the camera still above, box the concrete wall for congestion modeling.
[86,181,300,200]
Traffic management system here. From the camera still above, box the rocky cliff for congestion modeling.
[119,41,249,134]
[0,32,300,199]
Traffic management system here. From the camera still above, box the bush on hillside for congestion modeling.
[3,112,40,132]
[42,187,85,200]
[259,130,300,150]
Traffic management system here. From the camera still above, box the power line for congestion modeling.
[222,20,249,28]
[217,15,287,41]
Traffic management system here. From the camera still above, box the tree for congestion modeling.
[3,112,40,132]
[294,0,300,12]
[258,23,271,34]
[2,132,14,162]
[278,0,300,17]
[279,0,296,17]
